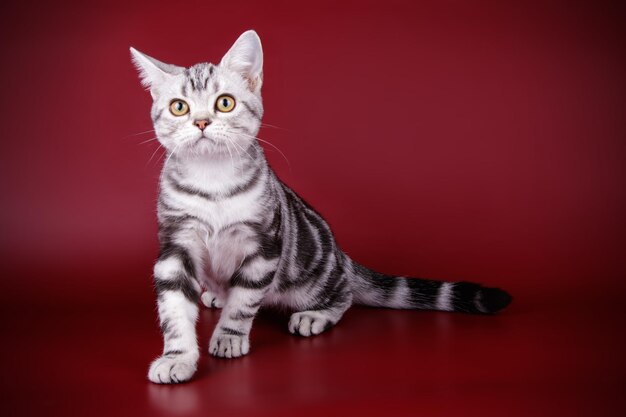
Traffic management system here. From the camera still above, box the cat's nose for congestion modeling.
[194,119,211,131]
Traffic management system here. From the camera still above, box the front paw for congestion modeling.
[209,332,250,358]
[148,354,197,384]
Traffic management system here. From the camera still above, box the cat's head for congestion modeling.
[131,30,264,158]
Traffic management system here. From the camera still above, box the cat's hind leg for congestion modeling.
[201,290,225,309]
[197,253,227,309]
[199,273,227,309]
[288,275,353,337]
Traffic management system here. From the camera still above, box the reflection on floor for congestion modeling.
[3,295,625,416]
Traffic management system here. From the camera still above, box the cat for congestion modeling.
[130,30,512,384]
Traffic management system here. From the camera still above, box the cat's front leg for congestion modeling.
[148,247,201,384]
[209,255,277,358]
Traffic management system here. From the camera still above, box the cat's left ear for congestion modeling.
[130,47,184,98]
[220,30,263,93]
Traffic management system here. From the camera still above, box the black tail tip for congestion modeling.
[480,287,513,313]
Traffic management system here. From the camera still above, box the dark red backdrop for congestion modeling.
[1,1,625,416]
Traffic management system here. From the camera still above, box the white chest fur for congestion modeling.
[160,154,267,283]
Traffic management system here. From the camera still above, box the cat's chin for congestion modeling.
[175,141,232,160]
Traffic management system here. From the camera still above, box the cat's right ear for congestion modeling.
[130,47,184,98]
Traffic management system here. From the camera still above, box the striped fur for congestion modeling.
[131,30,512,384]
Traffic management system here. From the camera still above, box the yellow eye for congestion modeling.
[169,100,189,116]
[215,95,236,112]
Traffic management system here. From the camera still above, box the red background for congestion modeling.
[1,1,625,416]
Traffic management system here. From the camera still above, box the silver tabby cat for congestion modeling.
[131,30,512,384]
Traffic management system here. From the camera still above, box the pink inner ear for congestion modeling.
[247,72,263,91]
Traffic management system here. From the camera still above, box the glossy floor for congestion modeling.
[3,290,624,417]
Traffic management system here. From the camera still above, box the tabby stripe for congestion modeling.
[294,208,318,270]
[164,350,185,356]
[161,319,181,339]
[159,214,207,234]
[228,169,262,197]
[302,209,333,277]
[230,270,274,289]
[166,173,215,200]
[220,326,246,336]
[184,69,195,91]
[281,208,332,291]
[307,251,334,290]
[166,167,262,201]
[277,192,310,292]
[406,279,442,309]
[258,224,282,259]
[268,207,282,232]
[157,196,179,212]
[294,197,336,267]
[355,264,398,302]
[152,108,164,124]
[157,244,195,277]
[154,276,198,302]
[160,319,171,334]
[311,266,350,311]
[242,101,261,120]
[229,311,256,321]
[280,185,298,271]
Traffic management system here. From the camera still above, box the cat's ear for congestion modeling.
[220,30,263,93]
[130,47,184,96]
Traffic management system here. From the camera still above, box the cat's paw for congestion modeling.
[148,354,197,384]
[209,333,250,358]
[201,291,225,309]
[289,311,333,337]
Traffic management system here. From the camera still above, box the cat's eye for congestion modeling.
[215,95,236,113]
[169,99,190,116]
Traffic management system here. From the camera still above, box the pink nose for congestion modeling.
[194,119,210,130]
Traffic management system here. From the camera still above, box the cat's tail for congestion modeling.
[345,258,512,314]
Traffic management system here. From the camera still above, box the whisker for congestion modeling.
[227,129,291,171]
[223,137,235,173]
[145,131,187,167]
[256,137,291,171]
[228,138,255,162]
[138,137,159,145]
[164,142,182,167]
[227,137,248,175]
[260,122,289,131]
[146,143,165,167]
[125,128,156,138]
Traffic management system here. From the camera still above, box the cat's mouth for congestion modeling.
[191,133,228,153]
[194,132,212,143]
